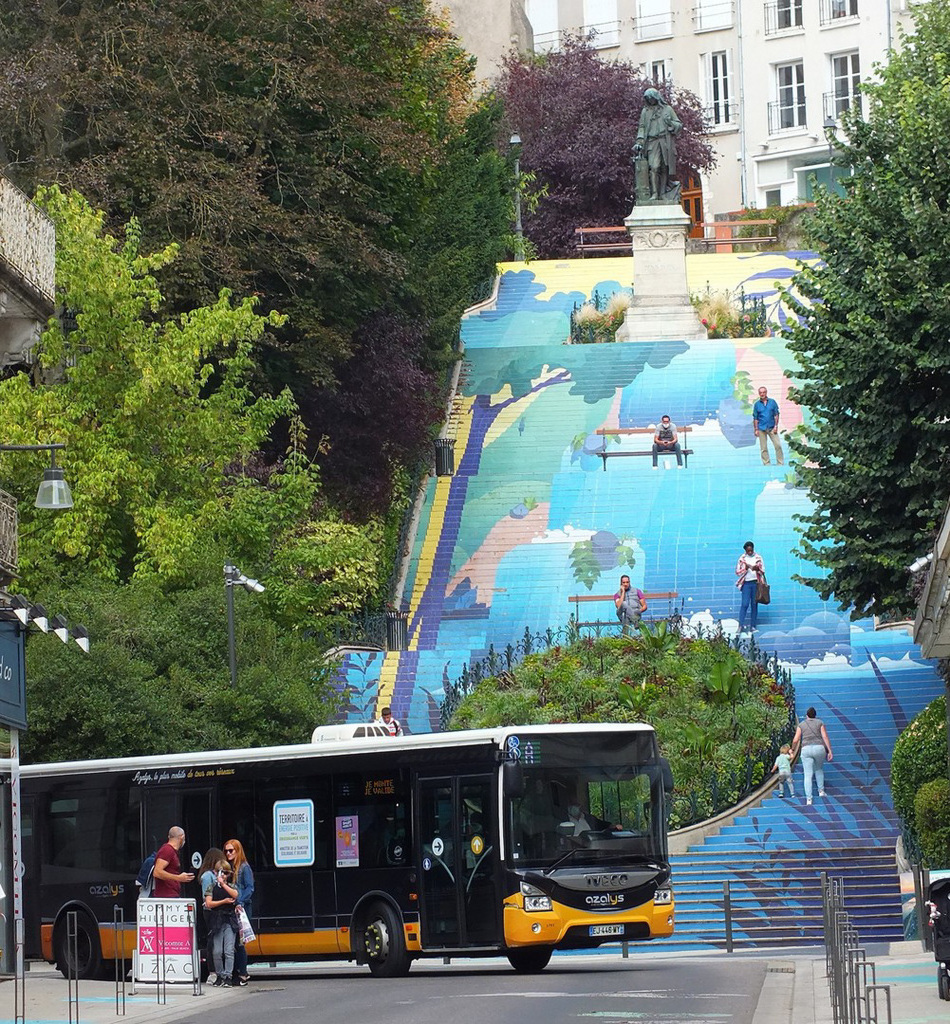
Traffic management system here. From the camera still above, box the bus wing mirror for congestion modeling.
[660,757,674,793]
[503,758,524,798]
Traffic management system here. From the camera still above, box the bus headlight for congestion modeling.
[654,888,673,905]
[521,881,553,912]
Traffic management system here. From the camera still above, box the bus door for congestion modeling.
[144,788,213,883]
[416,775,500,948]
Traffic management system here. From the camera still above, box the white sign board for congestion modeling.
[273,799,314,866]
[134,898,198,984]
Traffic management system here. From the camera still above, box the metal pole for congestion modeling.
[10,725,23,992]
[723,879,733,953]
[513,153,524,263]
[225,565,237,688]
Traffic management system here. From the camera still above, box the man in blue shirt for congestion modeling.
[752,386,784,466]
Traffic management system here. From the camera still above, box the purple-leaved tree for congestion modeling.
[497,37,716,258]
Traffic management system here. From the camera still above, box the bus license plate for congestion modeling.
[589,924,624,937]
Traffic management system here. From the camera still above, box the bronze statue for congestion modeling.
[633,88,683,205]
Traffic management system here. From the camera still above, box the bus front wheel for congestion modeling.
[54,911,104,980]
[507,947,552,973]
[362,903,411,978]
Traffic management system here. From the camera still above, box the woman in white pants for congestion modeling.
[791,707,833,806]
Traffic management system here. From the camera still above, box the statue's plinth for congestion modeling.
[614,204,707,343]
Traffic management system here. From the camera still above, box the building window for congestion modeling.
[769,61,806,133]
[584,0,621,46]
[694,0,734,31]
[764,0,803,35]
[636,0,673,40]
[527,0,560,52]
[764,188,782,207]
[825,51,861,119]
[650,59,671,83]
[703,50,735,127]
[820,0,858,24]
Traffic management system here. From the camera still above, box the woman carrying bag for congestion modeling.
[225,838,255,986]
[735,540,766,634]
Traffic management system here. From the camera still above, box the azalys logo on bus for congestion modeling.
[89,883,124,897]
[585,893,624,906]
[586,873,629,889]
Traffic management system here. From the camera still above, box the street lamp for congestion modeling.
[509,132,525,263]
[0,443,73,509]
[823,115,837,175]
[224,562,264,687]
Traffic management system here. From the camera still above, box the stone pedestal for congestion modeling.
[614,204,707,343]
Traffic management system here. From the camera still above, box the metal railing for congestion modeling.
[823,89,862,122]
[764,0,803,35]
[823,874,892,1023]
[820,0,858,25]
[583,19,621,47]
[768,98,807,135]
[693,0,734,31]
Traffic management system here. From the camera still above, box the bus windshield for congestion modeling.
[507,733,667,869]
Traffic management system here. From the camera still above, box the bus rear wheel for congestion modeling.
[362,902,411,978]
[506,947,552,973]
[54,911,104,980]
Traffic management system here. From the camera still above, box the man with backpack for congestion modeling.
[153,826,195,897]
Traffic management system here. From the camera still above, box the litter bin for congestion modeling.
[434,438,455,477]
[385,609,409,651]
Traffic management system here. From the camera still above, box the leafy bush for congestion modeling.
[891,695,948,856]
[914,777,950,869]
[690,288,769,339]
[570,290,632,344]
[448,630,792,828]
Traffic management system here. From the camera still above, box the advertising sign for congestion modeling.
[273,799,314,867]
[335,815,360,867]
[134,898,198,984]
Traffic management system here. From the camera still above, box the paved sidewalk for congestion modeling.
[751,941,946,1024]
[2,942,946,1024]
[0,963,248,1024]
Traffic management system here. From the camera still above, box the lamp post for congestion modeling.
[224,562,264,687]
[0,443,80,992]
[823,115,837,184]
[509,133,525,263]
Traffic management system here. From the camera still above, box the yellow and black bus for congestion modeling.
[21,722,674,978]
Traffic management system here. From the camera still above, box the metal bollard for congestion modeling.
[863,983,892,1024]
[113,905,126,1016]
[66,910,80,1024]
[723,879,734,954]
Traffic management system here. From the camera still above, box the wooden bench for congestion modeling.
[569,591,681,633]
[596,426,694,470]
[575,226,630,257]
[695,219,777,253]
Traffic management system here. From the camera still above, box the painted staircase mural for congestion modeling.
[338,251,944,948]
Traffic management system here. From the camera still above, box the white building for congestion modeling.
[522,0,921,218]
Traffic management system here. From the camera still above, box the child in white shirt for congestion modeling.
[773,744,794,797]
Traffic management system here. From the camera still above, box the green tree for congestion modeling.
[17,572,343,763]
[0,1,513,509]
[0,186,293,581]
[783,2,950,616]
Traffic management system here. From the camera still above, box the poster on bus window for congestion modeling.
[273,799,315,866]
[134,898,198,984]
[335,815,359,867]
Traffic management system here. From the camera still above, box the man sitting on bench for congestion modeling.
[614,575,647,634]
[653,415,684,469]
